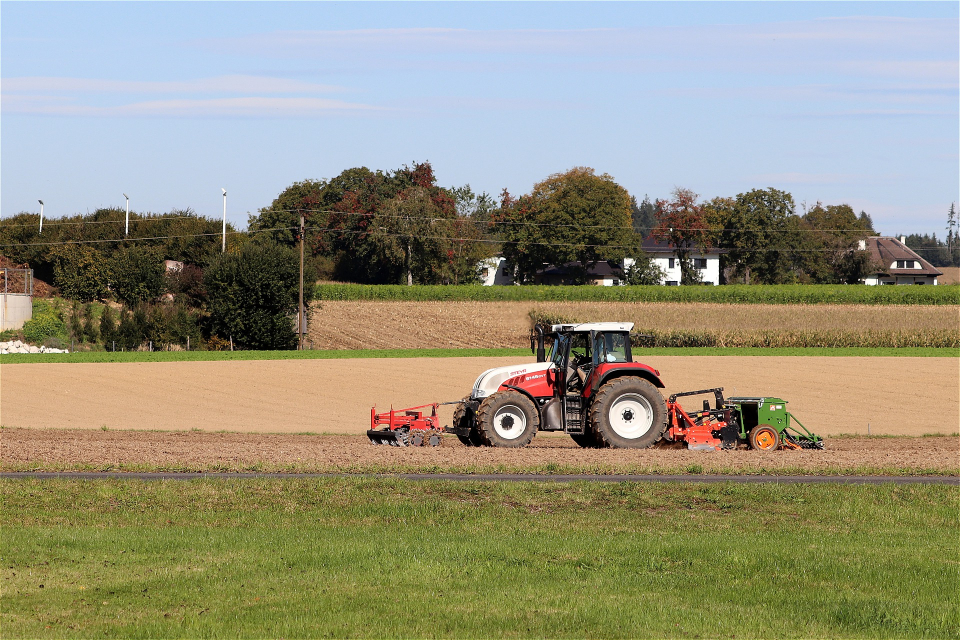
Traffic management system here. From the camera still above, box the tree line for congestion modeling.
[2,161,955,349]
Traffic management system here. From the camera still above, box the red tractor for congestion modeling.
[450,322,667,448]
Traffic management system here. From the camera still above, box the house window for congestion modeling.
[481,268,489,278]
[612,279,620,287]
[668,258,676,269]
[896,260,916,269]
[693,258,707,269]
[665,281,679,286]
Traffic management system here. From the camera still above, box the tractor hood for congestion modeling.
[471,361,554,400]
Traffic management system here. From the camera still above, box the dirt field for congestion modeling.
[1,429,956,475]
[306,301,958,349]
[1,356,956,437]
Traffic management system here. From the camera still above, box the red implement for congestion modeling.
[368,404,442,446]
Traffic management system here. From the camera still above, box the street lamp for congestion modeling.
[221,188,227,253]
[38,200,44,234]
[123,193,130,236]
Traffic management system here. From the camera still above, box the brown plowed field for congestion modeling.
[2,429,956,475]
[306,300,958,349]
[1,356,956,436]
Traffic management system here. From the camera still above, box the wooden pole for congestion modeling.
[298,213,305,351]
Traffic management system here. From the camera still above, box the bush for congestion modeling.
[205,242,312,350]
[50,245,109,301]
[109,246,166,305]
[22,300,68,345]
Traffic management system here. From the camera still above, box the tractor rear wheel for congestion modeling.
[476,391,538,448]
[749,425,780,451]
[590,377,667,449]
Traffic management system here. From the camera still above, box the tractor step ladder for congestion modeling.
[564,397,585,434]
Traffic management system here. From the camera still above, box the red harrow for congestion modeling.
[368,404,444,446]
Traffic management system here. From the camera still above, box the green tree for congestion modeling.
[623,256,666,285]
[495,167,638,283]
[100,306,117,349]
[109,245,165,305]
[50,245,110,301]
[631,195,657,236]
[799,203,876,283]
[724,188,797,284]
[204,242,313,350]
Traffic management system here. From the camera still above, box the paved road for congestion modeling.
[1,472,956,485]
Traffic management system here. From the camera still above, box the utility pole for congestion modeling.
[298,212,305,350]
[38,200,44,234]
[123,193,130,237]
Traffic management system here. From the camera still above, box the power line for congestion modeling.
[2,223,949,255]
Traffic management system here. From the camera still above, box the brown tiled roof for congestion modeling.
[865,237,942,277]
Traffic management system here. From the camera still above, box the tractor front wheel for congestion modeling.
[749,425,780,451]
[476,391,538,448]
[590,378,667,448]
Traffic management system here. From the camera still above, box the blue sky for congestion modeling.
[2,1,957,236]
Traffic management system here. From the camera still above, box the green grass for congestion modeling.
[0,346,954,364]
[1,478,957,639]
[317,283,960,305]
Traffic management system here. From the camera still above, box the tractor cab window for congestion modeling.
[594,332,631,364]
[569,333,591,369]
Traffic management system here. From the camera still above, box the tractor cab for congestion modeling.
[538,323,635,395]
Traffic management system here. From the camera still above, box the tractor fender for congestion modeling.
[593,367,665,396]
[502,384,542,412]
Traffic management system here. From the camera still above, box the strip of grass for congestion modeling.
[2,478,956,639]
[317,283,960,305]
[0,346,954,364]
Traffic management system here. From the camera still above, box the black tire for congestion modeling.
[452,399,484,446]
[590,377,667,449]
[748,425,780,451]
[476,391,539,448]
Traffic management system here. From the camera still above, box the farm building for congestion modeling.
[859,236,943,285]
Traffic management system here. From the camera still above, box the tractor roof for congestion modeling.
[551,322,634,334]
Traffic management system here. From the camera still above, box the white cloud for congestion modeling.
[2,75,346,95]
[749,172,855,186]
[203,17,957,74]
[1,96,381,117]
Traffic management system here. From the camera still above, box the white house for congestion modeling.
[479,257,515,286]
[626,238,723,286]
[860,236,942,285]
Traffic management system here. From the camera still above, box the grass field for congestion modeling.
[315,283,960,305]
[0,346,954,364]
[2,478,957,639]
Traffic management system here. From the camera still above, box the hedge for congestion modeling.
[315,284,959,305]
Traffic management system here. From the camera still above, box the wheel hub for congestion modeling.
[608,393,654,439]
[493,405,526,440]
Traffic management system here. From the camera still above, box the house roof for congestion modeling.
[641,236,725,255]
[864,237,942,277]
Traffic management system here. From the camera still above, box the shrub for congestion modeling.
[109,246,166,305]
[205,242,312,350]
[50,245,109,301]
[22,301,68,345]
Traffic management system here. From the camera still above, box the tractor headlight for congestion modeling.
[474,389,487,399]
